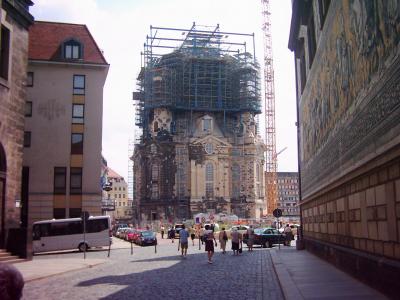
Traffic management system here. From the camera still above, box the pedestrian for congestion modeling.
[231,227,242,255]
[190,226,196,246]
[0,262,24,300]
[204,224,217,264]
[284,224,293,246]
[169,227,175,243]
[179,224,189,258]
[218,227,228,254]
[246,225,255,252]
[199,225,205,245]
[160,225,165,239]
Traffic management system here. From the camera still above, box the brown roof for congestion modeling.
[29,21,108,65]
[107,167,123,179]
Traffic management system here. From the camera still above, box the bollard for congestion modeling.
[198,236,201,250]
[107,240,111,258]
[155,243,157,254]
[131,241,133,255]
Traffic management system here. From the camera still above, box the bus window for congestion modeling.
[87,218,108,233]
[33,225,40,240]
[50,222,69,236]
[68,221,82,235]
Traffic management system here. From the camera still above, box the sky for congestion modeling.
[31,0,298,181]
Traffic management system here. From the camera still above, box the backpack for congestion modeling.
[223,231,228,241]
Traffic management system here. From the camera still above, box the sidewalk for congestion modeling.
[270,245,388,300]
[14,258,106,282]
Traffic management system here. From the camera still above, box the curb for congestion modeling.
[270,249,304,300]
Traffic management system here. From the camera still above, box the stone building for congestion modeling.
[0,0,33,258]
[277,172,300,219]
[289,0,400,297]
[133,24,265,223]
[23,21,109,231]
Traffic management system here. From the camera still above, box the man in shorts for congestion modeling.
[179,224,189,258]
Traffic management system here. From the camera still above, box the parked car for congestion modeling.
[126,229,141,242]
[115,227,127,238]
[119,228,131,240]
[136,231,157,246]
[113,223,128,236]
[243,227,285,248]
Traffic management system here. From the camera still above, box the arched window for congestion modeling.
[151,164,159,181]
[205,162,213,197]
[232,164,240,197]
[63,39,82,59]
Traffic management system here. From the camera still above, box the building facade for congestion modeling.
[277,172,300,219]
[24,21,109,231]
[289,0,400,297]
[105,168,132,222]
[0,0,33,258]
[133,25,265,224]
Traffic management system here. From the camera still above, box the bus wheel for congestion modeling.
[79,243,88,252]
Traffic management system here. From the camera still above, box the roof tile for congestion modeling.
[29,21,108,65]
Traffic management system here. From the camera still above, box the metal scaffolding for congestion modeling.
[133,23,262,142]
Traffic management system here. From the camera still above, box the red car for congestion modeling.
[126,229,140,242]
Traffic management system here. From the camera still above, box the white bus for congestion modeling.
[32,216,112,254]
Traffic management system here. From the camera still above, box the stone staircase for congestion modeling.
[0,248,25,264]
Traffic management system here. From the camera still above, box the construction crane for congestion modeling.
[261,0,278,215]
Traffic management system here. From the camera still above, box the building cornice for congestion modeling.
[28,59,109,68]
[3,0,34,29]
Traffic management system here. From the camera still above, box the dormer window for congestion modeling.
[63,39,82,59]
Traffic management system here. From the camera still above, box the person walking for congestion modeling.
[160,225,165,239]
[169,227,175,243]
[218,227,228,254]
[231,228,242,255]
[190,226,196,246]
[246,225,255,252]
[179,224,189,258]
[199,225,205,245]
[284,224,293,246]
[204,224,217,264]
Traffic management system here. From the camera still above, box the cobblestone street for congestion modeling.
[22,238,284,300]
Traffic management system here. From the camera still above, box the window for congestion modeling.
[54,167,67,194]
[53,208,66,219]
[24,131,31,147]
[205,163,213,181]
[297,38,307,93]
[152,164,159,181]
[232,164,240,198]
[151,184,159,199]
[72,104,84,124]
[205,163,213,198]
[205,143,213,154]
[25,101,32,117]
[71,133,83,154]
[318,0,331,29]
[307,13,316,68]
[203,118,211,131]
[86,218,108,233]
[64,39,82,59]
[69,208,82,218]
[27,72,34,87]
[0,25,10,80]
[73,75,85,95]
[70,167,82,194]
